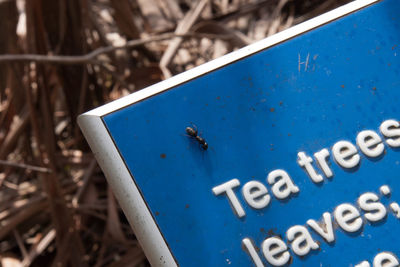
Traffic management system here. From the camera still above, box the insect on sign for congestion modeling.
[186,125,208,150]
[78,0,400,266]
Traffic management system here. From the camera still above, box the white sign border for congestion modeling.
[78,1,379,266]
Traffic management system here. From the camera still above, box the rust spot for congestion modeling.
[270,107,275,112]
[288,133,291,136]
[267,228,279,237]
[372,87,377,91]
[392,44,397,50]
[155,211,160,216]
[216,96,221,100]
[241,239,261,253]
[279,101,283,106]
[267,229,274,236]
[341,84,345,88]
[185,204,190,209]
[160,153,166,159]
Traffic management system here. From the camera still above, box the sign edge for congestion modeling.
[77,114,178,267]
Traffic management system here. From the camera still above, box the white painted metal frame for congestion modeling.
[77,1,379,266]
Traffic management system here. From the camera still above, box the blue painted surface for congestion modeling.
[103,0,400,266]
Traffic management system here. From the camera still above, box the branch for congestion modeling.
[0,159,52,173]
[0,32,233,65]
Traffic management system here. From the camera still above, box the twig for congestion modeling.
[72,159,96,208]
[209,0,272,23]
[0,109,30,160]
[108,247,146,267]
[0,159,52,173]
[0,194,45,221]
[106,186,128,243]
[159,0,209,78]
[0,32,233,65]
[13,229,29,261]
[22,228,56,266]
[0,200,48,240]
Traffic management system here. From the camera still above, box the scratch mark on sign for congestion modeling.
[298,53,310,72]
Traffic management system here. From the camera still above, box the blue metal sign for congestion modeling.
[79,0,400,266]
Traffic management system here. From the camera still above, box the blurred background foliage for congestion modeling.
[0,0,350,266]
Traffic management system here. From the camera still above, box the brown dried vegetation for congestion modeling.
[0,0,349,266]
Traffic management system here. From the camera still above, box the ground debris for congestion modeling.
[0,0,351,266]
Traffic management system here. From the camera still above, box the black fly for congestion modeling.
[186,125,208,150]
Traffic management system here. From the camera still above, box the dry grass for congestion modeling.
[0,0,350,266]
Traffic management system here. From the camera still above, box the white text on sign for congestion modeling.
[211,119,400,266]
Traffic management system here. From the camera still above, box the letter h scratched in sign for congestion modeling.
[298,53,310,72]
